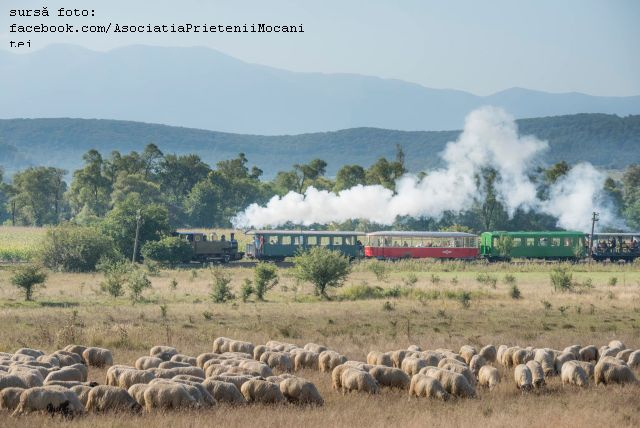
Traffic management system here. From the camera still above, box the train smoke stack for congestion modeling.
[233,107,614,231]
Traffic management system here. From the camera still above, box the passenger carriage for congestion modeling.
[364,231,479,260]
[244,230,363,261]
[480,231,587,261]
[590,232,640,262]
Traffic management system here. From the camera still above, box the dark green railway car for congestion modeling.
[245,230,363,261]
[480,231,587,261]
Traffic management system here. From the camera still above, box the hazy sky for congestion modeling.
[2,0,639,96]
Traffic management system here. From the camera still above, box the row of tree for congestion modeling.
[1,144,639,233]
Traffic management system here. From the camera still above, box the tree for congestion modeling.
[366,157,405,190]
[292,247,351,299]
[544,161,570,184]
[622,164,640,228]
[184,178,223,227]
[253,263,279,301]
[68,150,112,217]
[39,225,117,272]
[158,154,210,205]
[334,165,366,192]
[141,236,193,267]
[11,167,67,225]
[11,265,47,301]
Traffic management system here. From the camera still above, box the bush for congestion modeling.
[402,273,418,288]
[503,274,516,286]
[11,265,47,301]
[141,236,193,267]
[509,284,521,299]
[39,225,116,272]
[368,261,389,281]
[292,247,351,299]
[550,267,573,292]
[126,268,152,302]
[240,279,254,302]
[210,267,234,303]
[476,273,497,288]
[457,291,471,308]
[608,276,618,287]
[253,262,279,301]
[99,260,129,298]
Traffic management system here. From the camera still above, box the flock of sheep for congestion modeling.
[1,337,639,418]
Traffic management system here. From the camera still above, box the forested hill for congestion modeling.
[0,113,638,176]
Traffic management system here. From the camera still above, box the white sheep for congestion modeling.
[240,379,285,403]
[409,374,449,400]
[279,377,323,405]
[561,361,589,387]
[12,385,85,417]
[514,364,533,391]
[86,385,142,413]
[478,366,500,390]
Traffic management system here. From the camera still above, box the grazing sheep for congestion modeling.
[62,345,87,358]
[206,365,259,378]
[159,361,192,370]
[554,352,575,375]
[572,361,594,379]
[201,379,246,404]
[45,367,84,384]
[526,360,545,388]
[390,350,412,368]
[13,385,85,417]
[616,349,633,362]
[150,346,178,361]
[401,357,429,376]
[240,379,285,403]
[209,375,255,389]
[501,347,518,368]
[512,349,534,366]
[10,354,35,364]
[143,381,200,411]
[407,345,422,352]
[68,363,88,382]
[561,361,589,387]
[534,349,556,376]
[36,355,60,368]
[438,362,476,387]
[579,345,598,362]
[265,340,298,352]
[563,345,581,359]
[496,345,508,365]
[82,347,113,368]
[106,365,136,386]
[196,353,220,368]
[600,346,621,359]
[51,351,83,367]
[170,380,215,408]
[155,367,205,380]
[478,366,500,390]
[469,355,487,378]
[7,368,44,388]
[459,346,477,365]
[86,385,142,413]
[437,357,467,369]
[293,351,319,371]
[168,354,196,366]
[304,343,327,354]
[253,345,269,361]
[266,374,296,384]
[422,368,475,398]
[609,340,625,350]
[595,358,638,385]
[419,351,442,367]
[15,348,45,359]
[127,384,148,407]
[514,364,533,391]
[10,363,49,379]
[318,351,347,373]
[43,380,83,388]
[627,350,640,369]
[238,360,273,377]
[369,366,410,389]
[441,351,466,364]
[340,367,379,394]
[479,345,497,363]
[118,370,155,389]
[0,387,25,410]
[70,385,92,406]
[259,351,293,372]
[279,377,323,405]
[409,374,449,400]
[367,351,392,367]
[331,364,350,390]
[135,356,162,370]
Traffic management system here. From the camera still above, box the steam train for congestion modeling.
[179,229,640,263]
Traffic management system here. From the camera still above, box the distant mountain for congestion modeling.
[0,45,639,135]
[1,114,638,177]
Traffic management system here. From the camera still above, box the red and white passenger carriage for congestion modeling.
[364,231,479,260]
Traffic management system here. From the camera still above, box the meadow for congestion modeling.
[0,253,639,427]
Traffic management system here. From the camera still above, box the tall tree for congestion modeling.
[68,149,112,217]
[12,167,67,226]
[334,164,366,192]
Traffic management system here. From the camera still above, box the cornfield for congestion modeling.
[0,226,45,262]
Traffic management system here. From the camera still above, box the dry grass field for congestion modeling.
[0,253,639,426]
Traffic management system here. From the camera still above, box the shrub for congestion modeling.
[476,273,497,288]
[11,265,47,301]
[292,247,351,299]
[402,273,418,288]
[39,225,116,272]
[99,260,129,298]
[169,278,178,290]
[457,291,471,309]
[127,268,152,302]
[368,261,389,281]
[430,274,441,285]
[550,267,573,292]
[141,236,193,267]
[241,279,254,302]
[509,284,521,299]
[503,274,517,286]
[608,276,618,287]
[253,262,279,301]
[210,267,234,303]
[541,300,552,310]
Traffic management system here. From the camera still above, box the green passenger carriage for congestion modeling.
[480,231,587,261]
[244,230,363,261]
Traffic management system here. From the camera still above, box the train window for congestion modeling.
[551,238,561,247]
[307,236,317,245]
[333,237,343,245]
[564,238,572,247]
[513,238,522,247]
[293,236,301,245]
[269,236,280,245]
[320,237,331,246]
[526,238,535,247]
[344,236,354,245]
[539,238,548,247]
[195,235,201,242]
[282,236,292,245]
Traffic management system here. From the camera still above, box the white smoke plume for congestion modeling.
[233,106,612,231]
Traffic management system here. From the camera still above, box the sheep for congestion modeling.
[514,364,533,391]
[422,367,475,398]
[318,350,347,373]
[106,365,136,386]
[201,379,246,404]
[44,380,83,388]
[127,384,148,407]
[595,358,638,385]
[82,347,113,368]
[479,345,497,363]
[331,364,350,390]
[409,374,449,400]
[501,347,518,368]
[154,367,205,380]
[70,385,92,406]
[36,355,60,368]
[238,360,273,377]
[259,351,293,372]
[135,356,162,370]
[266,374,296,384]
[390,350,412,368]
[51,351,83,367]
[419,351,442,367]
[10,354,35,364]
[342,360,374,371]
[496,345,508,365]
[526,360,545,388]
[15,348,45,359]
[293,351,319,371]
[150,346,178,361]
[616,349,633,362]
[62,345,87,358]
[304,343,327,354]
[512,348,534,366]
[459,345,477,365]
[68,363,88,382]
[367,351,392,367]
[563,345,581,360]
[579,345,598,362]
[143,381,199,411]
[13,385,85,417]
[240,379,285,403]
[7,367,44,388]
[86,385,142,413]
[265,340,298,352]
[279,377,323,405]
[401,356,429,376]
[478,366,500,390]
[534,348,556,376]
[340,367,379,394]
[438,362,476,387]
[206,365,259,378]
[171,354,197,366]
[437,357,467,369]
[117,369,155,389]
[469,355,487,378]
[554,352,575,375]
[440,351,466,364]
[212,337,234,354]
[599,346,620,359]
[0,387,24,411]
[608,340,625,350]
[170,379,215,408]
[209,375,255,389]
[45,367,84,384]
[572,361,594,379]
[561,361,589,387]
[159,361,192,370]
[10,363,49,379]
[368,366,410,389]
[197,352,220,368]
[627,350,640,369]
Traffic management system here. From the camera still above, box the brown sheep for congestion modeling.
[86,385,142,413]
[479,345,497,363]
[340,367,379,394]
[459,345,477,365]
[369,366,410,389]
[579,345,598,362]
[279,377,323,405]
[409,374,449,400]
[240,379,285,403]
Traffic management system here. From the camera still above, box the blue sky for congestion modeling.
[2,0,639,96]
